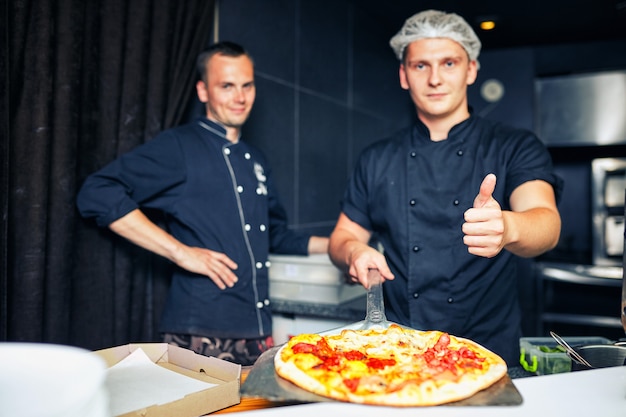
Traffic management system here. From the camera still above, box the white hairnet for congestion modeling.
[389,10,481,66]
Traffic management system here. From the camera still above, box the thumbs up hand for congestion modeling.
[462,174,505,258]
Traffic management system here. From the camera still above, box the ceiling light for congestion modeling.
[479,20,496,31]
[475,15,499,32]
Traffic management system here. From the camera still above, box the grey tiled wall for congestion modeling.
[217,0,413,236]
[206,1,626,240]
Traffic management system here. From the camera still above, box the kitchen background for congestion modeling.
[3,0,626,350]
[214,0,626,341]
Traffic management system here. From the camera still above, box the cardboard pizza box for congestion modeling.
[93,343,241,417]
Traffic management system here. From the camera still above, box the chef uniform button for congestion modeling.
[256,187,263,195]
[264,298,270,306]
[265,260,271,268]
[453,199,460,206]
[410,151,417,158]
[447,297,454,303]
[256,301,264,309]
[457,150,463,156]
[260,224,267,232]
[245,224,251,231]
[412,246,420,252]
[409,199,416,206]
[237,185,244,193]
[244,152,251,159]
[413,292,419,299]
[224,148,231,155]
[256,262,263,269]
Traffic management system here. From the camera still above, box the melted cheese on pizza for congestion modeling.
[274,324,507,406]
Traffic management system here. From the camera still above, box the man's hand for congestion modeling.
[345,245,393,289]
[109,209,239,290]
[172,245,239,290]
[462,174,506,258]
[329,213,394,288]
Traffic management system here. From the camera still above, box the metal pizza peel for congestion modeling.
[318,268,397,335]
[360,268,391,329]
[241,269,522,406]
[241,346,523,406]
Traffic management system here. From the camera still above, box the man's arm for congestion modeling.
[307,236,330,254]
[109,209,239,289]
[328,213,394,288]
[463,174,561,258]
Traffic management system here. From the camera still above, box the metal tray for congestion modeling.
[241,345,523,407]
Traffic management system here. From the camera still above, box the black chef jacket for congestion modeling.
[341,115,562,365]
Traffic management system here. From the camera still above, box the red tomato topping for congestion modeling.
[459,346,478,359]
[292,342,316,354]
[433,333,450,351]
[343,350,366,361]
[366,357,396,369]
[315,338,333,355]
[292,338,334,358]
[343,377,360,392]
[321,355,342,369]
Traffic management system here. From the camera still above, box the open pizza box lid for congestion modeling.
[93,343,241,416]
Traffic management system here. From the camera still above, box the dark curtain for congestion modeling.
[2,0,215,350]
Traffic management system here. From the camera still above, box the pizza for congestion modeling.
[274,324,507,406]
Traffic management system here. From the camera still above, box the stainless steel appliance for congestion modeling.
[534,161,626,338]
[623,207,626,336]
[535,70,626,147]
[592,158,626,266]
[532,71,626,339]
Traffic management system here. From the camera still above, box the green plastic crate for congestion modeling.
[519,336,611,375]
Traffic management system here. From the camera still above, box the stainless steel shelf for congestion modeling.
[271,296,366,321]
[535,262,625,337]
[538,262,623,287]
[541,312,623,329]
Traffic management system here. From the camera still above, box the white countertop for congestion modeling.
[233,366,626,417]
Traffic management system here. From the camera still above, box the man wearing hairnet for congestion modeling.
[329,10,562,365]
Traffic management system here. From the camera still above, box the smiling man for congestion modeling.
[329,10,562,366]
[195,49,256,141]
[77,41,328,365]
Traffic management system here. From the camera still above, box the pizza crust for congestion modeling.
[274,325,507,406]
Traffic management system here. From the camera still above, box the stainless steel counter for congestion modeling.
[270,296,366,322]
[538,261,623,286]
[228,366,626,416]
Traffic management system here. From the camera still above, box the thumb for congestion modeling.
[474,173,497,208]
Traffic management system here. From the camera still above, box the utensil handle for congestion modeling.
[365,269,387,324]
[550,331,594,368]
